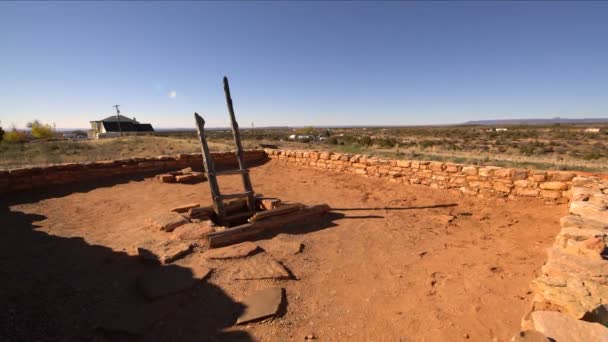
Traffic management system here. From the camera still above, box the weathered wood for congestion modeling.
[249,203,303,222]
[216,191,253,201]
[194,113,225,218]
[187,198,249,219]
[223,76,256,214]
[208,204,331,247]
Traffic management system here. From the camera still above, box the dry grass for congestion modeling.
[0,136,235,169]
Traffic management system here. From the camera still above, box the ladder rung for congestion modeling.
[216,191,253,201]
[209,169,249,176]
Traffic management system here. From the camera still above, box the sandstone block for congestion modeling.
[148,212,189,232]
[530,311,608,342]
[561,214,608,231]
[539,182,569,191]
[445,164,461,173]
[236,287,284,325]
[429,162,444,171]
[493,168,512,179]
[515,188,540,197]
[462,166,478,175]
[396,160,411,168]
[137,240,193,264]
[233,255,290,280]
[570,200,608,223]
[540,190,561,199]
[479,166,500,177]
[549,171,577,182]
[172,222,214,241]
[203,241,259,259]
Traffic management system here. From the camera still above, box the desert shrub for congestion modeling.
[326,136,339,145]
[418,140,436,149]
[28,120,54,139]
[374,137,396,148]
[3,127,27,143]
[359,136,373,146]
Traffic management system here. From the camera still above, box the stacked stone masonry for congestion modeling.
[521,176,608,340]
[0,150,267,193]
[265,149,578,201]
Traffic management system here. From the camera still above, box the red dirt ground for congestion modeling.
[1,161,566,341]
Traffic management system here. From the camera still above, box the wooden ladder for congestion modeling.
[194,77,256,225]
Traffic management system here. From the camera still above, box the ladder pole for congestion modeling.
[194,112,225,218]
[223,76,256,214]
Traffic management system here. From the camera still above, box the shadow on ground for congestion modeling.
[0,199,252,341]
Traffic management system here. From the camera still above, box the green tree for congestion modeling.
[0,125,4,141]
[3,126,27,143]
[27,120,54,139]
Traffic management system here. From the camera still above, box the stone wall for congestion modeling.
[263,149,608,339]
[0,150,267,193]
[265,149,578,201]
[519,176,608,340]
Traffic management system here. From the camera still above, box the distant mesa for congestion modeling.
[89,115,154,139]
[464,117,608,126]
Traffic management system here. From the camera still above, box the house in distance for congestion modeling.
[89,115,155,139]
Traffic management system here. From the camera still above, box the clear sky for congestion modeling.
[1,1,607,129]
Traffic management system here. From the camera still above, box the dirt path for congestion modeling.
[2,161,565,341]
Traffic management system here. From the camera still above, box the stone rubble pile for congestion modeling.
[155,167,206,184]
[265,149,576,201]
[520,175,608,341]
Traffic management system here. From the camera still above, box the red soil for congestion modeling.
[1,160,565,341]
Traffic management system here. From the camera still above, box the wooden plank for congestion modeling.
[223,76,256,214]
[249,203,303,222]
[194,113,225,218]
[208,204,331,247]
[187,198,249,219]
[216,191,253,201]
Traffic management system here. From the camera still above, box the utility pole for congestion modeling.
[113,104,123,137]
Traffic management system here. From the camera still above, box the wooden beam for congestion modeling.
[194,113,225,218]
[207,204,331,247]
[223,76,256,214]
[249,203,303,222]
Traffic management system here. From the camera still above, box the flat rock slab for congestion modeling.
[203,241,259,259]
[236,287,284,325]
[172,223,214,241]
[258,235,303,257]
[170,203,200,213]
[233,255,290,280]
[137,240,193,264]
[531,311,608,342]
[137,264,212,299]
[157,174,176,183]
[148,212,189,232]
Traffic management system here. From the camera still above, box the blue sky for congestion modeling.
[1,2,607,129]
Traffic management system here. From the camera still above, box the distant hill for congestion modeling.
[463,117,608,126]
